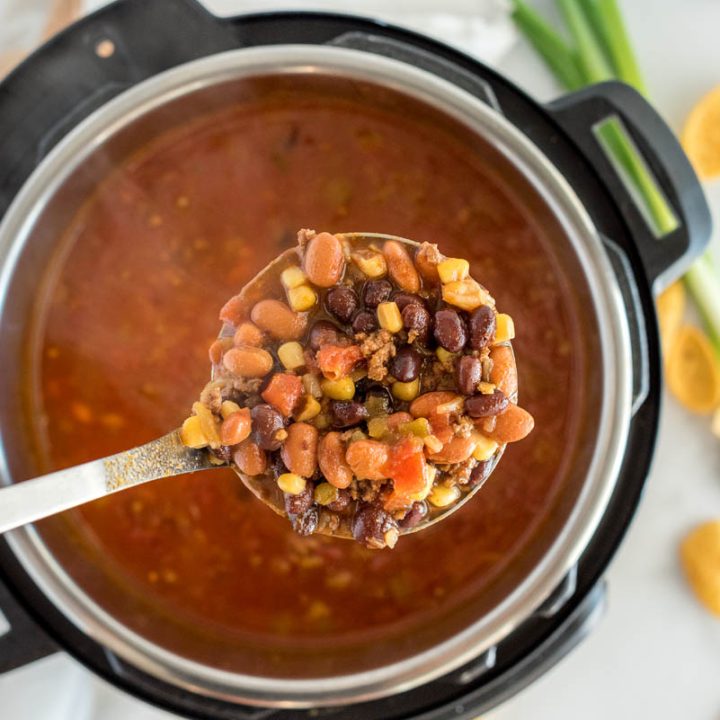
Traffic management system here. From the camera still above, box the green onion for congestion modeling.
[512,0,720,360]
[592,0,649,96]
[684,256,720,356]
[555,0,613,83]
[511,0,586,91]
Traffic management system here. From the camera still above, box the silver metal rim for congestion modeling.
[0,45,632,707]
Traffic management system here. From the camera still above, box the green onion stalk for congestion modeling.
[511,0,720,357]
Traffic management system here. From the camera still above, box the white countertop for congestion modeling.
[0,1,719,718]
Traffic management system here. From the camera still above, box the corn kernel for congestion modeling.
[220,400,242,419]
[278,341,305,370]
[400,417,430,438]
[351,249,387,278]
[428,484,461,508]
[437,257,469,284]
[442,278,491,311]
[280,265,307,289]
[192,401,221,448]
[435,347,456,366]
[423,435,444,454]
[321,377,355,400]
[288,285,317,312]
[472,433,499,461]
[314,482,339,506]
[392,378,420,402]
[295,395,321,422]
[368,416,389,438]
[180,415,207,449]
[303,373,322,398]
[377,301,403,333]
[478,381,496,395]
[494,313,515,343]
[277,473,306,495]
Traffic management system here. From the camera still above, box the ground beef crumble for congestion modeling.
[358,329,397,381]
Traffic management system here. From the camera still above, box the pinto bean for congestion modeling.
[280,422,318,477]
[426,435,476,463]
[223,346,273,378]
[383,240,420,293]
[485,404,534,443]
[220,409,252,446]
[489,345,518,398]
[232,439,267,476]
[251,299,306,340]
[317,432,354,489]
[414,242,441,285]
[303,232,345,287]
[409,391,457,418]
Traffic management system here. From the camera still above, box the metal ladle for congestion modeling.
[0,234,511,538]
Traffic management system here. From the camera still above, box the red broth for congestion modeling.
[26,76,600,676]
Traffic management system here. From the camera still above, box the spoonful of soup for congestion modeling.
[0,231,533,548]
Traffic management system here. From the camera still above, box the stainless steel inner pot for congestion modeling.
[0,45,631,706]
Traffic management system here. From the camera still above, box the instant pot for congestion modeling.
[0,0,711,717]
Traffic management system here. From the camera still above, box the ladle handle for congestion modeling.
[0,431,214,534]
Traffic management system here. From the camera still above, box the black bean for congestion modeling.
[291,506,319,536]
[456,355,482,395]
[434,309,467,352]
[399,501,428,529]
[363,279,393,308]
[284,484,314,515]
[326,489,353,514]
[392,293,425,311]
[402,303,431,342]
[251,403,285,450]
[469,305,496,350]
[309,320,345,350]
[465,390,509,418]
[352,310,378,334]
[326,286,358,324]
[351,503,399,549]
[469,460,492,488]
[390,345,422,382]
[270,451,287,478]
[331,400,369,428]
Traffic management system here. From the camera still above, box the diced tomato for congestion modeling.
[383,437,427,511]
[261,373,303,417]
[316,344,364,380]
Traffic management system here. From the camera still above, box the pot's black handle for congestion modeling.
[0,0,238,213]
[0,575,57,673]
[547,81,711,291]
